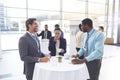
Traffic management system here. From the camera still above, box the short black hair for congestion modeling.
[82,18,93,28]
[55,24,60,28]
[25,18,37,31]
[45,24,48,27]
[54,27,61,31]
[99,26,104,31]
[79,24,82,31]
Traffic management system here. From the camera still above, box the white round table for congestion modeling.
[33,57,90,80]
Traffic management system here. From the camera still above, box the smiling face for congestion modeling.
[81,24,89,32]
[28,20,38,33]
[81,18,93,33]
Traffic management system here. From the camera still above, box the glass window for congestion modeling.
[4,0,26,8]
[113,0,119,43]
[88,2,105,15]
[0,18,5,31]
[108,0,113,15]
[28,10,60,20]
[88,0,106,4]
[39,20,60,32]
[106,0,112,37]
[0,6,4,18]
[0,0,4,4]
[6,8,26,18]
[28,0,60,11]
[1,18,26,31]
[63,0,85,13]
[88,14,106,28]
[63,12,85,20]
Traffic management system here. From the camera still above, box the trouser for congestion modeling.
[86,59,101,80]
[26,75,32,80]
[76,48,80,52]
[76,48,84,59]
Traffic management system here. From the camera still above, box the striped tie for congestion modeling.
[84,33,89,57]
[32,35,40,52]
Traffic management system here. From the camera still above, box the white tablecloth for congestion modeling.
[33,57,89,80]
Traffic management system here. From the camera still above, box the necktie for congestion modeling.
[44,31,47,39]
[84,33,89,57]
[32,35,40,52]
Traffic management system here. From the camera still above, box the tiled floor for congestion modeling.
[0,45,120,80]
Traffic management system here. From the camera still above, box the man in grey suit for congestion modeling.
[19,18,50,80]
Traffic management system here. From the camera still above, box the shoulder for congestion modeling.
[94,29,104,39]
[60,37,66,41]
[19,33,29,41]
[41,31,44,32]
[95,29,104,36]
[48,30,51,32]
[50,37,54,40]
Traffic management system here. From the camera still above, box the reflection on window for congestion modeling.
[0,18,26,31]
[28,10,60,20]
[88,2,105,15]
[88,14,105,28]
[63,12,85,20]
[0,18,5,31]
[88,15,106,29]
[28,0,60,11]
[88,0,106,3]
[63,0,85,13]
[6,8,26,18]
[4,0,26,8]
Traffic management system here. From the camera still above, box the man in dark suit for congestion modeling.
[37,24,52,39]
[48,28,66,56]
[19,18,50,80]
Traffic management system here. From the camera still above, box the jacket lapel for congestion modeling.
[25,33,38,49]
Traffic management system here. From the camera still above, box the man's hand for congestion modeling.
[71,54,79,59]
[72,58,87,64]
[45,54,51,59]
[39,56,49,62]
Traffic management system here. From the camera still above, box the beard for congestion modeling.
[45,29,48,31]
[82,29,87,32]
[33,28,38,32]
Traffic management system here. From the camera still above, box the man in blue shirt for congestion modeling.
[72,18,104,80]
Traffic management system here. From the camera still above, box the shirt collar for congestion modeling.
[87,28,95,36]
[27,31,37,37]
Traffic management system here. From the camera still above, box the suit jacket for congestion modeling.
[19,32,44,79]
[61,30,64,38]
[48,37,67,56]
[37,30,52,39]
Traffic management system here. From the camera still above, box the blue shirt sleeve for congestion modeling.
[78,34,86,56]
